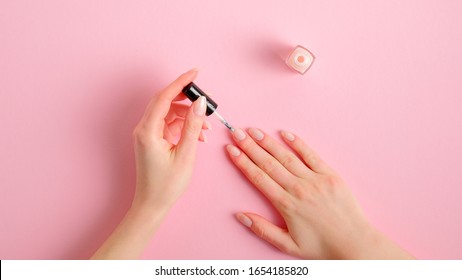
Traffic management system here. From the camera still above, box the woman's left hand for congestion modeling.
[92,69,209,259]
[132,68,210,212]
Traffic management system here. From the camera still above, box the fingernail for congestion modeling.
[193,96,206,116]
[236,213,252,228]
[226,145,241,157]
[248,128,264,141]
[204,120,212,130]
[186,67,199,74]
[233,128,246,141]
[281,130,295,141]
[202,133,208,143]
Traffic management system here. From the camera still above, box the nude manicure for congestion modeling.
[233,128,246,141]
[186,67,199,74]
[227,145,241,157]
[281,130,295,141]
[193,96,206,116]
[236,213,252,227]
[248,128,264,141]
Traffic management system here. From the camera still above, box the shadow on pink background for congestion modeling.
[1,0,462,259]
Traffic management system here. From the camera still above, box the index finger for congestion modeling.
[143,68,198,135]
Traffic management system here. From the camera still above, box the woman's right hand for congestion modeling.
[226,128,414,259]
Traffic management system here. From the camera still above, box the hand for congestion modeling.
[132,68,210,212]
[92,69,209,259]
[226,128,414,259]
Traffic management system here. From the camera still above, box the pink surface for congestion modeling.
[1,0,462,259]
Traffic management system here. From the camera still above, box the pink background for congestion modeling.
[1,0,462,259]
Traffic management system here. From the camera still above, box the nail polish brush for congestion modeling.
[182,82,235,132]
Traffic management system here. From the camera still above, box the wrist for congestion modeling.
[355,225,387,259]
[350,224,415,259]
[331,221,379,259]
[131,188,176,214]
[129,197,171,225]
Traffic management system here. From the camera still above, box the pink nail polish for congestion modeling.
[281,130,295,141]
[193,96,206,116]
[286,45,315,75]
[226,145,241,157]
[248,128,264,141]
[236,213,252,227]
[233,128,246,141]
[186,67,199,74]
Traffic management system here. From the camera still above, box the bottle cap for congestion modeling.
[182,82,218,116]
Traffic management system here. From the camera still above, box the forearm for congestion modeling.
[91,203,168,260]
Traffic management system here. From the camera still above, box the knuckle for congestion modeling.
[280,153,298,167]
[305,151,318,165]
[290,181,309,199]
[239,138,253,151]
[155,95,169,104]
[249,170,266,186]
[184,119,202,135]
[324,175,342,188]
[132,127,139,139]
[253,225,269,240]
[132,126,152,147]
[318,175,344,196]
[277,195,296,213]
[260,158,278,174]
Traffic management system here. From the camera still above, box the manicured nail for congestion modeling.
[236,213,252,228]
[226,145,241,157]
[193,96,206,116]
[248,128,264,141]
[204,120,212,130]
[281,130,295,141]
[202,133,208,143]
[186,67,199,74]
[233,128,246,141]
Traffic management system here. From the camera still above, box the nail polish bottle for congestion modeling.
[286,45,315,74]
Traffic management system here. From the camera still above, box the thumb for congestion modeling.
[236,212,300,257]
[175,96,206,161]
